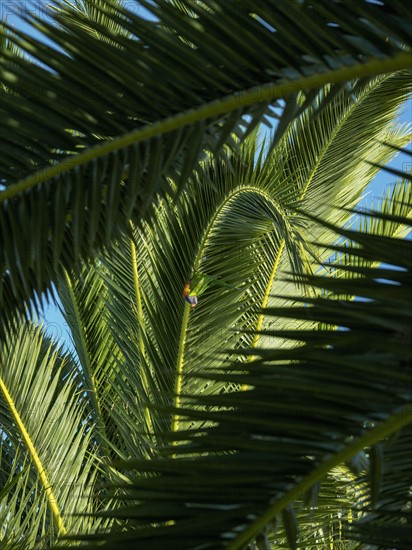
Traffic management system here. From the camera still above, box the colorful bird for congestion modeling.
[183,272,238,308]
[183,281,198,308]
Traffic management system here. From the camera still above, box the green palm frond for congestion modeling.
[263,177,412,355]
[317,177,412,286]
[0,321,104,547]
[256,72,411,350]
[98,129,311,443]
[0,22,25,93]
[69,208,412,549]
[1,0,412,334]
[92,75,409,447]
[269,466,361,549]
[57,260,160,463]
[62,127,296,461]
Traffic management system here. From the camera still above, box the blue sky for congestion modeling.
[3,1,411,351]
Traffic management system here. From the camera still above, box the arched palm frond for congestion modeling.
[1,0,411,335]
[94,74,410,445]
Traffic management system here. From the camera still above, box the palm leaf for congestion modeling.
[56,259,164,463]
[52,0,132,40]
[256,72,411,350]
[1,0,412,334]
[66,208,412,549]
[56,266,125,461]
[0,321,104,546]
[268,467,361,548]
[92,75,409,447]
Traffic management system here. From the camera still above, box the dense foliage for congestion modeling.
[0,1,411,548]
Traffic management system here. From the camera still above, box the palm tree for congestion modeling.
[0,1,411,548]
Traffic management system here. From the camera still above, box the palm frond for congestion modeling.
[269,466,361,549]
[57,258,163,462]
[0,321,104,546]
[51,0,132,41]
[67,208,412,549]
[56,266,124,461]
[0,21,25,93]
[96,82,410,447]
[97,128,314,443]
[1,0,412,333]
[317,177,412,284]
[257,73,411,349]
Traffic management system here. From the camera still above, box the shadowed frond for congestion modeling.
[346,424,412,549]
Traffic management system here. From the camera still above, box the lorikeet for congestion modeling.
[183,282,198,308]
[183,272,238,308]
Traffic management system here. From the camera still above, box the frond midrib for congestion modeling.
[130,226,156,436]
[0,371,67,536]
[1,53,410,203]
